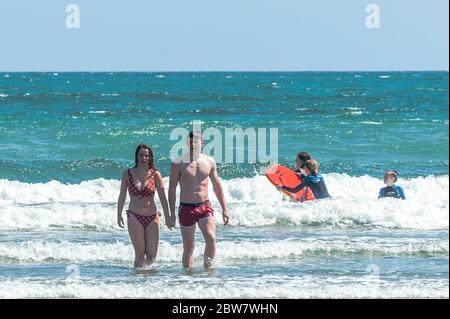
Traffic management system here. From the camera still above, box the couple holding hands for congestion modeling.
[117,132,229,270]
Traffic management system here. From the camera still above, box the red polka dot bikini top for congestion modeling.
[127,169,156,198]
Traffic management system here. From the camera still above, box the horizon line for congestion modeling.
[1,70,449,73]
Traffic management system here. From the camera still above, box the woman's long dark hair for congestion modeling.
[134,144,156,172]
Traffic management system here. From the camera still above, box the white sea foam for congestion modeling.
[347,111,363,115]
[89,110,107,114]
[359,121,383,125]
[341,107,365,111]
[0,237,446,264]
[0,277,447,298]
[0,174,448,231]
[100,93,120,97]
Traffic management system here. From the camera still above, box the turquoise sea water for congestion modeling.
[0,72,448,182]
[0,72,448,298]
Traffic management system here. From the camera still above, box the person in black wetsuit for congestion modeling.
[378,170,406,200]
[277,159,331,199]
[294,151,311,178]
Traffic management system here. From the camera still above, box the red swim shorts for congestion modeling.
[178,200,214,227]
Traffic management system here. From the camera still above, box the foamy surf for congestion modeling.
[0,277,447,298]
[0,174,447,231]
[0,236,447,264]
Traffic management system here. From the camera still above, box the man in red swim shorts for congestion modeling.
[169,131,229,268]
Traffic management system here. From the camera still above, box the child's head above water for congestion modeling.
[384,170,399,186]
[305,159,319,175]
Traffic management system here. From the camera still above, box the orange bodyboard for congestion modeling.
[265,164,316,202]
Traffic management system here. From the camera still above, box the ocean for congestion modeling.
[0,72,448,298]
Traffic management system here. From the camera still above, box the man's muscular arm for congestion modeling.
[209,158,229,225]
[168,162,180,226]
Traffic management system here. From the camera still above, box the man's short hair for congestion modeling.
[188,131,202,140]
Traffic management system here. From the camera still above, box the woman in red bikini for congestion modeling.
[117,144,173,269]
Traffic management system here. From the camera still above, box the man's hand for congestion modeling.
[165,215,176,230]
[222,209,230,226]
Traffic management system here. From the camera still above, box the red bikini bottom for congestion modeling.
[126,210,157,228]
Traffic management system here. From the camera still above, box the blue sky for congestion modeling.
[0,0,448,71]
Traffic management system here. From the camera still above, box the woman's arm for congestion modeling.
[117,170,128,228]
[154,171,174,230]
